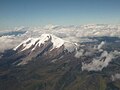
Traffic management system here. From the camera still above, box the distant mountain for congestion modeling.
[13,34,78,65]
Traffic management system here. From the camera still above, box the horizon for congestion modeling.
[1,23,120,31]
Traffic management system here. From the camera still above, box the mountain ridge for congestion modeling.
[13,34,78,65]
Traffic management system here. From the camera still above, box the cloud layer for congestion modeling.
[0,24,120,71]
[0,24,120,52]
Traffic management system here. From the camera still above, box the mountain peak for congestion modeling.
[13,34,78,65]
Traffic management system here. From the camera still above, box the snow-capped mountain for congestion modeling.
[13,34,78,65]
[0,33,120,90]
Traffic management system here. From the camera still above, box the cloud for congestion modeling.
[0,24,120,53]
[0,24,120,71]
[0,36,18,52]
[111,73,120,81]
[0,35,28,52]
[82,50,120,71]
[24,24,120,42]
[75,49,84,58]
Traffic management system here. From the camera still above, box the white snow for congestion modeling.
[14,34,77,53]
[31,34,51,51]
[50,34,64,50]
[14,38,39,51]
[97,41,106,50]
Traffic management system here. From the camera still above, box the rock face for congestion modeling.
[13,34,78,65]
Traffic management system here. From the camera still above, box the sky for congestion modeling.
[0,0,120,30]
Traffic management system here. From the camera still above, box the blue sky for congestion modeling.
[0,0,120,29]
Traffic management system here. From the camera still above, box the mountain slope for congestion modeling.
[13,34,78,65]
[0,36,120,90]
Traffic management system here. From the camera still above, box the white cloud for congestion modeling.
[111,73,120,81]
[82,50,120,71]
[75,49,84,58]
[0,35,28,52]
[0,24,120,53]
[0,36,17,52]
